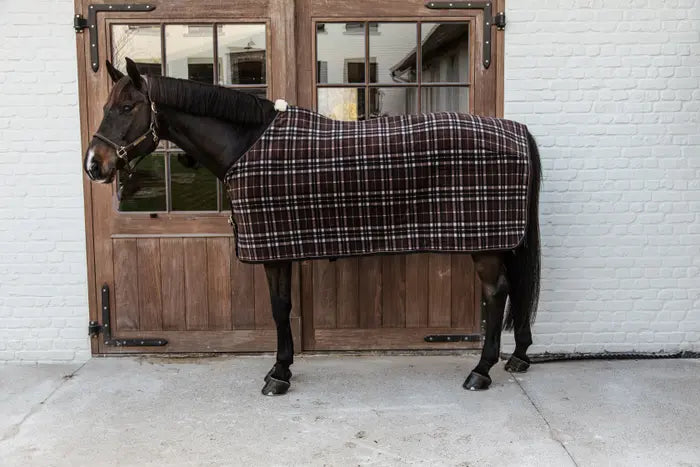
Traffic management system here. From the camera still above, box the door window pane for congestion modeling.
[370,88,417,118]
[369,23,417,84]
[217,24,267,85]
[165,25,214,82]
[316,23,366,84]
[118,155,166,212]
[170,152,218,211]
[420,23,469,83]
[318,88,365,120]
[421,87,469,113]
[111,25,161,75]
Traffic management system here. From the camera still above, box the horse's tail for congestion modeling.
[503,129,541,331]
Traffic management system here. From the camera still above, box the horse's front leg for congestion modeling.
[464,253,507,390]
[261,261,293,396]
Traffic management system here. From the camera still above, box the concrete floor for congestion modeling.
[0,355,698,466]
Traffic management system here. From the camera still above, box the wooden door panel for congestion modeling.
[113,238,139,331]
[159,238,186,330]
[405,254,429,328]
[183,238,208,331]
[137,239,164,331]
[230,240,256,329]
[206,238,233,331]
[336,258,359,328]
[382,256,406,328]
[108,236,282,351]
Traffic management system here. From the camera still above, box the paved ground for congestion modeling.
[0,355,698,466]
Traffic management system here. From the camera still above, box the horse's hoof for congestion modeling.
[504,355,530,373]
[463,371,492,391]
[264,367,292,384]
[261,376,291,396]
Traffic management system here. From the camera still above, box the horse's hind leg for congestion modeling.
[261,261,293,396]
[504,304,532,373]
[464,253,507,391]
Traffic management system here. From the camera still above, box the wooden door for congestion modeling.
[76,0,299,353]
[296,0,505,350]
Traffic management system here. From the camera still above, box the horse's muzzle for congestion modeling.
[84,143,117,183]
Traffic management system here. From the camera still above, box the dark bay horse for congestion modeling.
[84,58,541,395]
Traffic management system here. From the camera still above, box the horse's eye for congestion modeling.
[122,104,133,113]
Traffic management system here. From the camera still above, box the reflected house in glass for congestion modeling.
[390,23,470,113]
[316,22,469,121]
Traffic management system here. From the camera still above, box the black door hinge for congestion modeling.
[90,284,167,347]
[73,3,156,72]
[494,11,506,30]
[74,14,88,32]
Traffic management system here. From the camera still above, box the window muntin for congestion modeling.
[110,23,268,213]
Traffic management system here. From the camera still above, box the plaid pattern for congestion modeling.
[225,106,531,263]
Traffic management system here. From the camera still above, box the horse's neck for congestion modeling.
[156,106,268,180]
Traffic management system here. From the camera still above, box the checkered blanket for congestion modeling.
[225,106,531,263]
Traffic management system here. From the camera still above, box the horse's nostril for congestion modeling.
[89,160,99,178]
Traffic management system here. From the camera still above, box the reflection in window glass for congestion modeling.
[170,153,218,211]
[111,25,161,75]
[318,88,365,120]
[316,23,366,84]
[370,88,417,118]
[369,23,417,84]
[421,87,469,113]
[420,23,469,83]
[165,25,214,83]
[118,155,166,212]
[217,24,267,85]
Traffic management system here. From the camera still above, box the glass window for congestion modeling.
[420,23,469,83]
[165,25,214,82]
[117,155,166,212]
[111,24,161,75]
[371,88,418,118]
[318,88,365,121]
[316,23,366,84]
[217,24,267,85]
[421,87,469,113]
[170,153,218,211]
[112,22,268,213]
[369,23,417,84]
[316,21,469,118]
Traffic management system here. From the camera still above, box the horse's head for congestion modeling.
[84,58,159,183]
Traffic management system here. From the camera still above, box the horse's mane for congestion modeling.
[147,76,275,125]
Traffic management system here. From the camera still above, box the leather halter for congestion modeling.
[93,100,159,176]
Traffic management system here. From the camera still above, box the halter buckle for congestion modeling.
[116,147,128,160]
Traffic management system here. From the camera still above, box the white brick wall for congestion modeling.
[0,0,698,363]
[503,0,700,354]
[0,0,91,363]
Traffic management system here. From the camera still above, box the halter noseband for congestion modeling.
[93,100,159,176]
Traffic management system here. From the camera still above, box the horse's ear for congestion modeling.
[124,57,143,88]
[105,60,124,83]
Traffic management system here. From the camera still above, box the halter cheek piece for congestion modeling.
[93,101,159,176]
